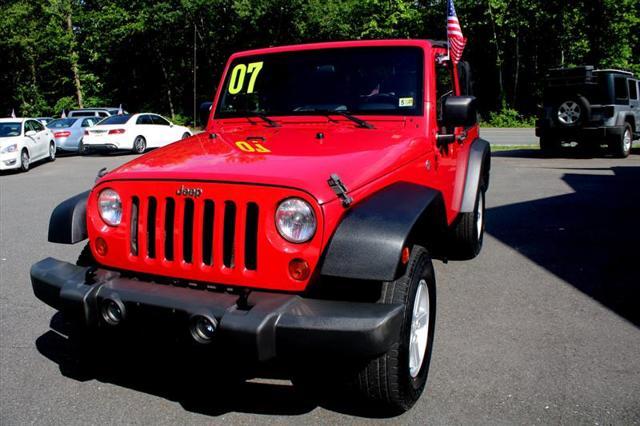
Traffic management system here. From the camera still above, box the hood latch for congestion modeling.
[327,174,353,208]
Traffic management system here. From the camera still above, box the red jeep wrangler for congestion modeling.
[32,40,490,412]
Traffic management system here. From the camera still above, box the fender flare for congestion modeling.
[460,138,491,213]
[48,191,90,244]
[320,182,445,282]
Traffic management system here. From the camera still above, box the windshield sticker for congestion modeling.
[399,97,414,107]
[228,62,264,94]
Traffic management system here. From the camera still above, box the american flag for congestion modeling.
[447,0,467,63]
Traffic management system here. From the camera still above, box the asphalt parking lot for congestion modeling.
[1,139,639,424]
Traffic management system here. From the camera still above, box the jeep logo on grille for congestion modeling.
[176,185,202,198]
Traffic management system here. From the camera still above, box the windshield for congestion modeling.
[98,115,131,125]
[48,118,78,128]
[215,46,423,119]
[0,122,22,137]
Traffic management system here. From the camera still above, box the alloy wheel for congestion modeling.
[557,101,581,125]
[409,279,430,378]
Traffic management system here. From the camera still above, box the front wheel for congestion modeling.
[132,136,146,154]
[48,141,56,161]
[19,150,29,172]
[354,246,436,413]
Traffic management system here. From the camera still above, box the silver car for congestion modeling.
[47,117,100,152]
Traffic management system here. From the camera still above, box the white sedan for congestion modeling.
[81,113,192,154]
[0,118,56,172]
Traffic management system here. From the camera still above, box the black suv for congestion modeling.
[536,66,639,157]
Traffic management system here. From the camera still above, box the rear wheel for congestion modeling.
[132,136,146,154]
[19,149,29,172]
[48,141,56,161]
[78,140,88,155]
[181,132,191,139]
[610,123,633,158]
[448,179,486,260]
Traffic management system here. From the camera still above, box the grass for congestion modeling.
[490,144,540,151]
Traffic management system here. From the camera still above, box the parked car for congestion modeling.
[81,113,191,154]
[68,107,127,118]
[47,117,100,152]
[35,117,55,126]
[0,118,55,172]
[31,40,490,413]
[536,66,640,157]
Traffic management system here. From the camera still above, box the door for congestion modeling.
[32,120,49,159]
[629,79,640,130]
[135,114,155,146]
[150,114,174,146]
[24,121,43,159]
[433,56,461,215]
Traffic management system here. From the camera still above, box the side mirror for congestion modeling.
[442,96,478,128]
[199,102,213,126]
[25,130,36,137]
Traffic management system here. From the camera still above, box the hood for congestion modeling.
[102,123,428,204]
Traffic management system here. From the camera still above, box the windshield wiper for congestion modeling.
[238,112,280,127]
[334,110,375,129]
[304,109,374,129]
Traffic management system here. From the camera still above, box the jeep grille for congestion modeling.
[129,195,259,271]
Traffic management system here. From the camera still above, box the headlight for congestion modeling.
[1,144,17,153]
[275,198,316,243]
[98,189,122,226]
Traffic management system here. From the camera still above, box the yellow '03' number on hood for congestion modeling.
[228,62,264,95]
[235,140,271,153]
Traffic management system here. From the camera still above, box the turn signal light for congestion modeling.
[53,131,71,138]
[288,258,310,281]
[95,237,108,256]
[108,129,126,135]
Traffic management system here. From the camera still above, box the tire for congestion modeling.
[353,246,436,413]
[610,123,633,158]
[76,243,98,267]
[553,96,590,127]
[78,140,88,155]
[540,137,560,157]
[19,149,29,172]
[447,180,486,260]
[48,141,56,161]
[181,132,191,139]
[132,136,146,154]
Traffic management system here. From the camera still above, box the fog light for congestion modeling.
[190,315,218,344]
[101,299,124,325]
[95,237,108,256]
[288,258,310,281]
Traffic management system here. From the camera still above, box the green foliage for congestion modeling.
[485,108,535,128]
[171,113,192,126]
[2,0,638,126]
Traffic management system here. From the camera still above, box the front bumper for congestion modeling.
[31,258,403,361]
[0,152,20,170]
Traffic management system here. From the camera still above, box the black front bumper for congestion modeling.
[31,258,403,361]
